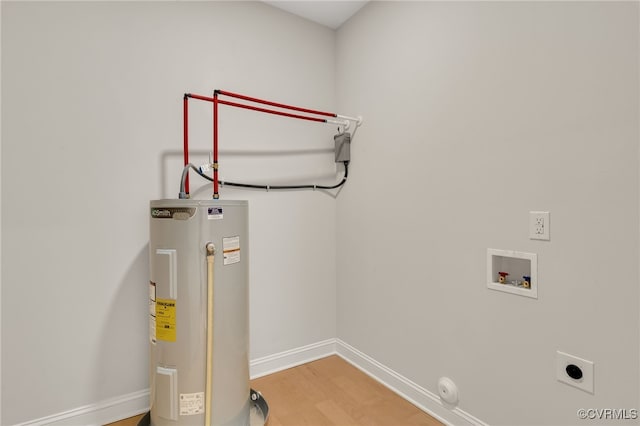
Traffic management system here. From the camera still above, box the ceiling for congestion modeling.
[263,1,369,30]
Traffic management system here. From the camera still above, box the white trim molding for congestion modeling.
[12,339,487,426]
[12,390,149,426]
[249,338,487,426]
[250,338,337,379]
[335,339,488,426]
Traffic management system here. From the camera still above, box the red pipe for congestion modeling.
[213,92,219,199]
[188,93,216,103]
[218,99,327,123]
[187,93,329,122]
[183,94,190,194]
[217,90,336,118]
[184,90,334,199]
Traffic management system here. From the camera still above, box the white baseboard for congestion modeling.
[250,338,337,379]
[249,338,486,426]
[11,339,485,426]
[335,339,488,426]
[11,338,336,426]
[13,389,149,426]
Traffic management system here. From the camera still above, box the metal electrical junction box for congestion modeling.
[334,132,351,163]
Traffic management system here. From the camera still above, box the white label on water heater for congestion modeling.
[180,392,205,416]
[207,207,223,220]
[223,236,241,265]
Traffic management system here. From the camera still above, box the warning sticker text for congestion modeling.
[180,392,205,416]
[156,298,176,342]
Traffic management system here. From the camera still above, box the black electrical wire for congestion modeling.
[222,162,349,190]
[180,162,349,197]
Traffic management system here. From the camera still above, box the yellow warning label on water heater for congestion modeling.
[156,298,176,342]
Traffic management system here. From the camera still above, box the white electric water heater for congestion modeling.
[148,199,255,426]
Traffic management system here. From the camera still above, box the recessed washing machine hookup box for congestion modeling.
[487,248,538,299]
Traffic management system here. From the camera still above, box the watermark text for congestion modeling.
[577,409,638,420]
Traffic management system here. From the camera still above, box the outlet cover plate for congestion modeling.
[530,211,550,240]
[557,351,594,394]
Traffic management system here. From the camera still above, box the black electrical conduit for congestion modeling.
[179,162,349,198]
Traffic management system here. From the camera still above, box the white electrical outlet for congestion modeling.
[557,351,594,394]
[529,211,550,240]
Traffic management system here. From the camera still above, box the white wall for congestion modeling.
[4,2,640,425]
[336,2,639,425]
[1,2,337,424]
[0,2,3,422]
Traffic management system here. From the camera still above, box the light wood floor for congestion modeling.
[106,355,442,426]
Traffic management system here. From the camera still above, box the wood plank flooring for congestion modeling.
[106,414,145,426]
[106,355,442,426]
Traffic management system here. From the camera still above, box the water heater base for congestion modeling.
[137,389,269,426]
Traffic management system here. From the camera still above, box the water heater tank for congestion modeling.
[149,199,249,426]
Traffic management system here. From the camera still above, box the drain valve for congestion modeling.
[437,377,459,405]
